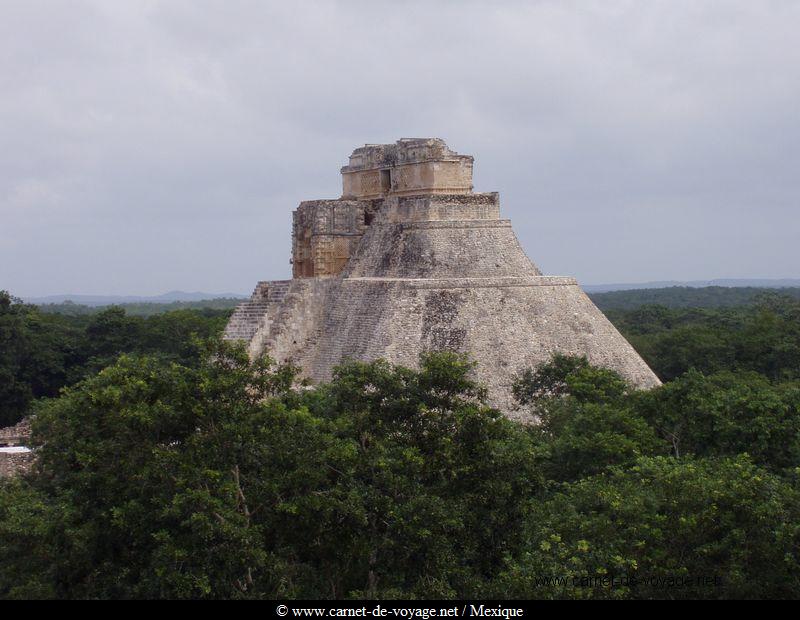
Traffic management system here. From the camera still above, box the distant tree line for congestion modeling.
[590,285,800,311]
[608,293,800,382]
[36,297,243,317]
[0,291,231,427]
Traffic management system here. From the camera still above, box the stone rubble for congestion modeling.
[0,418,34,478]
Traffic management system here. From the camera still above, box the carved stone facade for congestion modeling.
[291,200,370,278]
[225,138,660,417]
[341,138,473,200]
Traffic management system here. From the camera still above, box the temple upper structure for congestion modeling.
[291,139,478,279]
[341,138,474,199]
[225,138,660,417]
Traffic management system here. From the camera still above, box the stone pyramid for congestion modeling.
[225,138,660,418]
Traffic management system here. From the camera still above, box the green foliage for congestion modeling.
[296,353,541,598]
[635,369,800,471]
[0,480,62,599]
[8,342,298,599]
[512,354,589,404]
[4,286,800,599]
[1,350,540,599]
[513,355,668,482]
[532,400,669,482]
[0,291,79,426]
[0,292,35,426]
[0,291,231,426]
[513,354,629,407]
[607,295,800,382]
[497,456,800,599]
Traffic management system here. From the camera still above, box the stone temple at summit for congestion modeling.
[224,138,660,416]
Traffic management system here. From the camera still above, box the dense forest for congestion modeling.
[589,285,800,310]
[0,292,231,428]
[2,287,800,599]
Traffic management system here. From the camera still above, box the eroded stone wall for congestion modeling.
[343,160,474,199]
[341,138,473,200]
[342,199,542,280]
[381,193,500,223]
[255,275,659,418]
[0,451,34,478]
[292,200,370,278]
[0,418,34,478]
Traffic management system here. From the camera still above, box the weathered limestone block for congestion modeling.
[0,418,34,478]
[381,193,501,223]
[251,276,658,417]
[0,417,31,447]
[0,450,34,478]
[292,200,370,277]
[343,220,542,280]
[341,138,473,200]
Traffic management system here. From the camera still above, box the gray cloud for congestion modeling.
[1,0,799,296]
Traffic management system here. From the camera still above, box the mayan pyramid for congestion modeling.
[225,138,660,417]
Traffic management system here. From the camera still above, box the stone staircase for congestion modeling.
[248,280,305,358]
[223,280,292,342]
[262,280,292,303]
[247,279,333,365]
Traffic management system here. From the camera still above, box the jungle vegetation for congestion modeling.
[2,288,800,599]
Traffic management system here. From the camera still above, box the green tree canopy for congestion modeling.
[497,455,800,599]
[1,348,541,599]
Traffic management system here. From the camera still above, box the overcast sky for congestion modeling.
[2,0,799,297]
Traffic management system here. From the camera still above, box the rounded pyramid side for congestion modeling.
[306,275,661,419]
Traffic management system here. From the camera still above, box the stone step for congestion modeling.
[224,280,296,342]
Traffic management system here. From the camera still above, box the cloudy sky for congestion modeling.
[2,0,799,296]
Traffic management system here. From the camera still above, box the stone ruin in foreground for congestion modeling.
[0,418,33,478]
[224,138,660,418]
